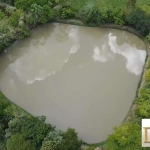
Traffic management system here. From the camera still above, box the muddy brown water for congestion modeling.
[0,23,146,143]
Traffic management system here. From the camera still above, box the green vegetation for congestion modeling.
[104,61,150,150]
[40,130,63,150]
[8,10,23,27]
[58,128,82,150]
[0,10,5,19]
[0,0,150,150]
[29,3,55,24]
[0,0,150,51]
[0,0,56,52]
[6,133,36,150]
[106,123,141,150]
[0,92,82,150]
[41,128,82,150]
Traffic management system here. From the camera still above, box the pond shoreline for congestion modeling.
[54,18,150,123]
[52,20,150,149]
[1,17,150,149]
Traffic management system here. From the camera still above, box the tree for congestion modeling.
[126,0,136,8]
[59,128,82,150]
[6,133,36,150]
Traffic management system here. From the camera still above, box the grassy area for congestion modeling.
[70,0,150,12]
[137,0,150,5]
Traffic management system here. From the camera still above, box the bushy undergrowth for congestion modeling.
[0,0,14,5]
[80,5,125,25]
[68,0,150,39]
[0,10,5,19]
[14,0,54,11]
[136,68,150,118]
[6,133,36,150]
[126,5,150,35]
[8,10,23,27]
[0,92,82,150]
[106,123,141,150]
[41,128,82,150]
[29,3,55,24]
[0,0,57,52]
[105,63,150,150]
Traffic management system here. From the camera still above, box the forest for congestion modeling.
[0,0,150,150]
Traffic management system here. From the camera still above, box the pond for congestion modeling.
[0,23,146,143]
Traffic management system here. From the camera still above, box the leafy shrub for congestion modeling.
[52,0,67,5]
[106,123,141,150]
[0,37,10,53]
[0,96,9,131]
[41,130,63,150]
[0,10,5,20]
[14,0,34,10]
[61,8,74,19]
[18,25,30,39]
[77,2,125,25]
[4,104,29,119]
[0,129,6,150]
[40,141,58,150]
[9,10,23,27]
[31,4,43,24]
[6,116,54,148]
[4,103,54,148]
[0,26,9,35]
[111,8,125,25]
[59,128,82,150]
[126,5,150,35]
[77,2,97,24]
[145,69,150,81]
[126,0,136,8]
[29,4,55,25]
[14,0,54,11]
[80,6,107,24]
[6,133,36,150]
[0,94,10,150]
[0,98,9,119]
[0,0,14,5]
[93,7,108,25]
[0,140,6,150]
[146,33,150,41]
[41,128,82,150]
[136,100,150,118]
[136,75,150,118]
[43,130,63,143]
[40,4,55,23]
[139,88,150,100]
[5,6,16,15]
[86,145,97,150]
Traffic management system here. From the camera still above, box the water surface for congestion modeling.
[0,23,146,143]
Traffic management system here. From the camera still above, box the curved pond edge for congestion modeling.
[54,18,150,123]
[1,18,150,149]
[52,19,150,148]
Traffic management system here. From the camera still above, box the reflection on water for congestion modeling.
[7,24,81,84]
[0,23,146,143]
[69,27,80,54]
[108,33,146,75]
[92,33,146,75]
[92,44,114,63]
